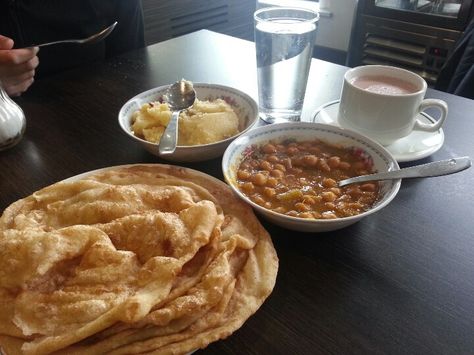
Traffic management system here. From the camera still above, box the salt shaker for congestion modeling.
[0,81,26,151]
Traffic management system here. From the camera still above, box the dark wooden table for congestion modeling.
[2,30,474,354]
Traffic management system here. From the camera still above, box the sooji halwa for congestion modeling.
[236,139,380,219]
[132,98,240,146]
[0,165,278,355]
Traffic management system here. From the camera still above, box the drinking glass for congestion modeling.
[254,6,319,123]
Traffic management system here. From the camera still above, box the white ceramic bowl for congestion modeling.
[118,83,259,162]
[222,122,401,233]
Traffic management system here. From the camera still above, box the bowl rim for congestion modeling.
[118,82,259,150]
[222,122,401,226]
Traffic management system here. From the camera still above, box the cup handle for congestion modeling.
[414,99,448,132]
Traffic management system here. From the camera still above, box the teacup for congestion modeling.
[337,65,447,146]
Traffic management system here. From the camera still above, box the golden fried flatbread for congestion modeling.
[0,164,278,355]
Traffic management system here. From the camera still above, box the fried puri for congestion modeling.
[0,165,278,355]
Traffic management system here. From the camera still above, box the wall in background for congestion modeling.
[141,0,255,45]
[141,0,358,65]
[316,0,358,52]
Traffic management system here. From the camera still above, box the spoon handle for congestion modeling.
[24,21,117,48]
[159,110,180,155]
[338,156,472,187]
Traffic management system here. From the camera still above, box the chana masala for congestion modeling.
[235,139,381,219]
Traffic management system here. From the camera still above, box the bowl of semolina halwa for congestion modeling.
[118,83,259,162]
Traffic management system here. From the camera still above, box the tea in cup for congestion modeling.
[337,65,447,146]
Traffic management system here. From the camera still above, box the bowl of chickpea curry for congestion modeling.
[222,122,401,232]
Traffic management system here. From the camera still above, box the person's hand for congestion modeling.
[0,35,39,96]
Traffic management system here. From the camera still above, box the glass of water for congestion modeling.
[254,6,319,123]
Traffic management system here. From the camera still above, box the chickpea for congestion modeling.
[274,163,286,172]
[273,206,287,214]
[286,210,298,217]
[260,160,273,171]
[312,195,323,203]
[237,169,251,180]
[270,169,284,178]
[266,177,278,187]
[295,202,311,212]
[241,182,254,193]
[276,144,286,152]
[322,178,337,188]
[348,202,364,209]
[299,212,314,219]
[302,195,316,205]
[267,155,280,163]
[322,191,337,202]
[252,173,268,186]
[263,187,276,198]
[325,202,336,210]
[328,156,341,168]
[252,194,265,206]
[263,201,272,209]
[302,155,318,167]
[330,187,341,196]
[312,211,322,219]
[262,143,277,154]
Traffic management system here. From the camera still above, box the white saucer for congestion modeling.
[312,100,445,163]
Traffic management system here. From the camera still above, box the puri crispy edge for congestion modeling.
[0,165,278,355]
